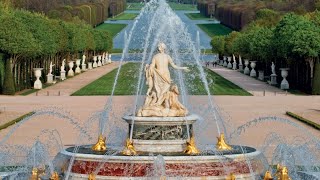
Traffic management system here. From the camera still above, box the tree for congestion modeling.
[211,35,225,57]
[3,58,15,95]
[224,31,240,56]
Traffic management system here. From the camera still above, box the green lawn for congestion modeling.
[127,2,197,11]
[72,63,251,96]
[197,24,233,37]
[109,13,138,20]
[95,23,127,38]
[0,112,35,131]
[186,13,212,20]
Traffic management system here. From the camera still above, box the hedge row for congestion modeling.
[0,3,113,94]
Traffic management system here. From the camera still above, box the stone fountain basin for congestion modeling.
[55,146,267,179]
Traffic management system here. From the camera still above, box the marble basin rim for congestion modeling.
[122,114,199,125]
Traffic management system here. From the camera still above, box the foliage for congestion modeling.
[0,54,4,93]
[2,59,15,95]
[211,36,225,55]
[95,23,127,38]
[110,13,138,20]
[224,31,240,55]
[313,61,320,95]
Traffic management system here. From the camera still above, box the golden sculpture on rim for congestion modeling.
[263,171,273,180]
[29,167,45,180]
[275,164,291,180]
[216,133,232,151]
[92,134,107,152]
[88,173,96,180]
[137,42,189,117]
[49,172,59,180]
[184,136,200,155]
[226,173,236,180]
[122,138,137,156]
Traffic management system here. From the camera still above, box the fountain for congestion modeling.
[0,0,319,179]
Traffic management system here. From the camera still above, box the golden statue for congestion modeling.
[226,173,236,180]
[264,171,273,180]
[29,167,45,180]
[275,165,291,180]
[92,134,107,152]
[122,138,137,156]
[49,172,59,180]
[184,136,200,155]
[88,173,96,180]
[216,133,232,151]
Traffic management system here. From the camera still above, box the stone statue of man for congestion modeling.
[82,54,86,65]
[61,59,65,72]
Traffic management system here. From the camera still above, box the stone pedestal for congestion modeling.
[123,115,198,153]
[60,71,66,81]
[81,64,86,71]
[33,68,43,90]
[270,74,277,85]
[47,74,54,84]
[68,61,74,77]
[93,56,98,68]
[280,68,290,90]
[250,61,257,77]
[258,71,264,81]
[239,64,243,71]
[88,62,93,70]
[97,55,102,67]
[244,60,250,75]
[75,59,81,74]
[227,57,232,69]
[232,61,237,70]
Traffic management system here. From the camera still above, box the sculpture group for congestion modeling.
[137,43,189,117]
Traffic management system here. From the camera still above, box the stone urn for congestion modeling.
[244,59,250,75]
[88,62,93,70]
[97,55,102,67]
[223,56,228,67]
[75,59,81,74]
[68,61,74,77]
[232,59,237,70]
[258,70,264,81]
[33,68,43,90]
[93,56,98,68]
[280,68,290,90]
[250,61,257,77]
[227,57,232,69]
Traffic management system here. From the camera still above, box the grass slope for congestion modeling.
[95,24,127,38]
[72,63,251,96]
[197,24,233,37]
[0,112,35,131]
[110,13,138,20]
[186,13,212,20]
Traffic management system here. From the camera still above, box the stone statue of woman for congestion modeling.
[49,61,55,75]
[271,62,276,75]
[61,59,65,72]
[137,42,189,117]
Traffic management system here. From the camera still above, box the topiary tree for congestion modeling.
[211,35,225,57]
[3,57,15,95]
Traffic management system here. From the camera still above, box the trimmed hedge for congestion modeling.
[312,60,320,95]
[2,59,15,95]
[286,111,320,130]
[0,53,4,93]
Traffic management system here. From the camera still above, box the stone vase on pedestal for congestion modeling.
[258,70,264,81]
[238,64,243,71]
[93,56,98,68]
[33,68,43,89]
[244,60,250,75]
[75,59,81,74]
[223,57,228,67]
[68,61,74,77]
[88,62,93,70]
[60,70,66,81]
[47,74,54,84]
[81,64,87,71]
[270,74,277,85]
[97,55,102,67]
[280,68,290,90]
[250,61,257,77]
[227,57,232,69]
[232,60,237,70]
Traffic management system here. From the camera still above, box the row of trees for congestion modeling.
[10,0,126,27]
[211,9,320,94]
[198,0,320,30]
[0,3,113,95]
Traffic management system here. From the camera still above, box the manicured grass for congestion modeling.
[110,13,138,20]
[186,13,212,20]
[72,63,140,96]
[127,2,197,11]
[197,24,233,37]
[0,112,35,131]
[95,23,127,38]
[286,111,320,130]
[72,63,251,96]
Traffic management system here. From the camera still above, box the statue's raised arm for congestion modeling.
[168,56,189,72]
